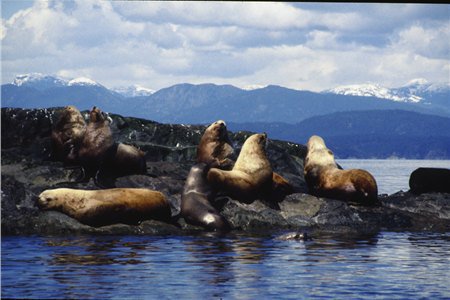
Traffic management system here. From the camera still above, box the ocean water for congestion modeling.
[2,232,450,299]
[337,159,450,195]
[2,160,450,299]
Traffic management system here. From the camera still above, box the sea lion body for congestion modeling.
[409,167,450,194]
[97,143,148,186]
[304,135,378,206]
[78,106,114,181]
[207,133,273,202]
[38,188,171,226]
[51,105,86,164]
[181,163,230,231]
[197,120,234,169]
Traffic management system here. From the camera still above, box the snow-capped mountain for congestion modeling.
[241,84,268,91]
[113,85,155,97]
[324,79,450,104]
[11,73,103,89]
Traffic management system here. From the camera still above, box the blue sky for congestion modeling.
[1,1,449,91]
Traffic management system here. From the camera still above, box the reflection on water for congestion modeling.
[2,232,450,299]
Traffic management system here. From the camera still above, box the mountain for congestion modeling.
[324,79,450,105]
[2,74,449,123]
[227,110,450,159]
[113,85,155,97]
[1,73,125,114]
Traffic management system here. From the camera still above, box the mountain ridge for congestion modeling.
[2,73,449,124]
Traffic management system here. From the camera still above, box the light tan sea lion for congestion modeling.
[38,188,171,226]
[207,133,273,202]
[197,120,234,169]
[50,105,86,165]
[304,135,378,206]
[78,106,114,181]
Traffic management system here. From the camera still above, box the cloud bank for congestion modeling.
[1,1,449,91]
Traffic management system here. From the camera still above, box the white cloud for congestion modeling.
[1,1,449,91]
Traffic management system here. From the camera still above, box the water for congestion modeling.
[2,160,450,299]
[2,232,450,299]
[337,159,450,195]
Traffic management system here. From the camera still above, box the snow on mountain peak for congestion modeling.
[241,84,268,91]
[405,78,429,86]
[113,84,155,97]
[67,77,99,86]
[325,83,408,102]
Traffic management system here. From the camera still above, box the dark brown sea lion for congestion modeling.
[409,167,450,194]
[78,106,114,182]
[207,133,273,202]
[181,163,231,231]
[304,135,378,206]
[97,143,148,187]
[197,120,234,169]
[50,105,86,165]
[38,188,171,227]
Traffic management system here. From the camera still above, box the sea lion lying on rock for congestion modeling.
[304,135,379,206]
[38,188,171,227]
[97,143,148,187]
[207,133,273,203]
[50,105,86,165]
[409,168,450,194]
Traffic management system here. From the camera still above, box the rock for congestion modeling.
[1,107,449,236]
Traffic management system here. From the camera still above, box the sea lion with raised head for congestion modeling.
[50,105,86,165]
[207,133,273,202]
[78,106,114,182]
[304,135,378,206]
[197,120,234,169]
[38,188,171,227]
[181,162,231,231]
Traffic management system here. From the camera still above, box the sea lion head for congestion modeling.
[197,120,234,165]
[236,133,269,165]
[58,105,85,124]
[89,106,109,123]
[37,189,62,210]
[307,135,327,152]
[305,135,337,169]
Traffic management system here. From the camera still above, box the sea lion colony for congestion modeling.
[42,105,381,230]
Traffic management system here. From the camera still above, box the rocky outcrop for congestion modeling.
[2,108,449,236]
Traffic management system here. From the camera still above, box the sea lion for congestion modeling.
[197,120,234,169]
[97,143,148,187]
[409,167,450,194]
[38,188,171,227]
[304,135,378,206]
[207,133,273,202]
[50,105,86,165]
[78,106,114,182]
[181,163,231,231]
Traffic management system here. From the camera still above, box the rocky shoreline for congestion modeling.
[2,107,449,236]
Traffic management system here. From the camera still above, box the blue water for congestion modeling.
[2,232,450,299]
[337,159,450,195]
[2,160,450,299]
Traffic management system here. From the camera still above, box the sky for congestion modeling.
[1,1,449,91]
